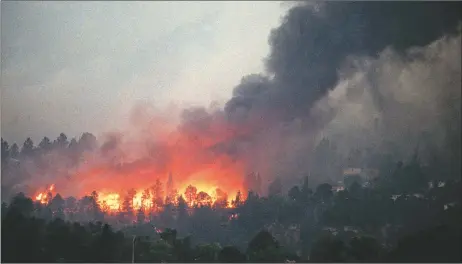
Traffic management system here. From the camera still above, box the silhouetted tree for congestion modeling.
[314,183,333,204]
[55,133,69,149]
[176,195,189,233]
[8,193,34,217]
[78,132,97,151]
[386,224,462,262]
[159,203,175,228]
[21,137,35,157]
[348,236,382,262]
[218,246,247,263]
[288,186,301,202]
[49,193,65,220]
[194,243,221,262]
[268,178,282,197]
[9,143,19,159]
[136,208,145,224]
[67,138,80,164]
[38,137,52,152]
[247,230,293,262]
[310,234,348,262]
[248,230,279,252]
[231,191,243,208]
[1,138,9,163]
[196,191,212,207]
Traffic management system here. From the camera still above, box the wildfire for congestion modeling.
[32,179,244,215]
[28,105,256,215]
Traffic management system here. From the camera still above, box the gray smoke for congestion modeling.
[226,2,461,122]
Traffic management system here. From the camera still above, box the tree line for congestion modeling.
[2,170,461,262]
[1,134,461,262]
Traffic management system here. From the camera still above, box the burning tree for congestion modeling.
[165,189,179,205]
[77,195,103,222]
[214,188,229,208]
[151,179,164,211]
[184,185,198,207]
[196,191,212,207]
[122,188,137,215]
[141,188,151,211]
[232,191,243,208]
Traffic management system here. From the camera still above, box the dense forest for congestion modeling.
[1,134,461,262]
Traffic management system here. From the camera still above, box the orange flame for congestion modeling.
[34,184,56,205]
[33,179,244,215]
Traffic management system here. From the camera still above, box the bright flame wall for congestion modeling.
[32,106,250,211]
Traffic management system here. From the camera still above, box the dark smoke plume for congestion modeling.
[218,1,462,188]
[226,1,461,122]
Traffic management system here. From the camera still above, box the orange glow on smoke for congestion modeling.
[30,107,257,214]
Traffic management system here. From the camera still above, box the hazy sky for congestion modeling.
[1,1,287,144]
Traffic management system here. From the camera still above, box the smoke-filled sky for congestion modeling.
[1,1,461,198]
[1,1,288,143]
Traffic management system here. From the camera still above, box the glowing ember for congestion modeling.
[228,213,239,221]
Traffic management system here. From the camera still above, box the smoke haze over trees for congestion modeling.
[1,1,461,262]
